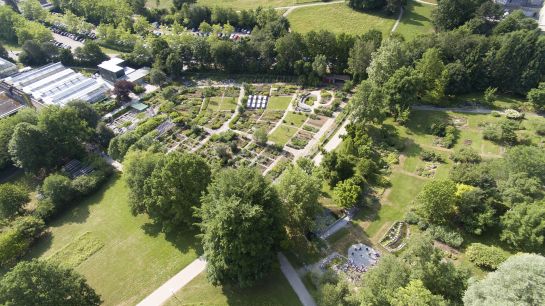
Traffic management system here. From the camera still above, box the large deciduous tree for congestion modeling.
[464,254,545,305]
[415,179,457,224]
[144,152,211,232]
[276,166,321,237]
[199,167,284,288]
[0,260,101,306]
[500,201,545,252]
[8,122,49,173]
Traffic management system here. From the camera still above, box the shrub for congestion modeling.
[132,85,145,95]
[0,216,45,268]
[491,111,501,117]
[442,126,458,148]
[420,150,443,162]
[466,243,508,270]
[0,184,29,219]
[33,199,55,220]
[42,174,74,209]
[427,225,464,248]
[504,109,524,120]
[450,147,481,163]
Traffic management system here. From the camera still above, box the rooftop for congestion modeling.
[98,57,126,73]
[3,62,108,106]
[0,92,25,118]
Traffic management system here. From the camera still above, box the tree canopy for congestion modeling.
[0,260,101,306]
[199,167,284,288]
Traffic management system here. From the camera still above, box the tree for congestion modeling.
[253,127,268,146]
[276,166,321,237]
[464,254,545,305]
[0,108,37,169]
[113,80,135,103]
[333,178,361,208]
[124,150,161,215]
[504,145,545,183]
[66,100,100,129]
[0,184,29,219]
[42,174,74,209]
[144,152,211,232]
[455,186,495,235]
[347,36,380,81]
[383,66,424,119]
[312,54,328,78]
[18,40,55,66]
[366,38,406,86]
[500,201,545,252]
[358,255,410,305]
[415,48,445,97]
[483,87,497,105]
[8,122,49,172]
[0,260,101,306]
[528,82,545,110]
[321,152,355,187]
[149,68,167,85]
[347,0,387,11]
[199,167,284,288]
[498,172,543,207]
[73,41,108,67]
[390,280,447,306]
[415,179,457,224]
[19,0,47,21]
[432,0,478,31]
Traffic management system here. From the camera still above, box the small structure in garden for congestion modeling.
[62,160,94,179]
[348,244,379,269]
[380,221,409,252]
[246,95,269,109]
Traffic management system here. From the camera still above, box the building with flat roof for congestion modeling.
[496,0,544,17]
[98,57,150,84]
[0,62,108,108]
[0,57,18,78]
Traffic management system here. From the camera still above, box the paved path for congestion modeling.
[278,253,317,306]
[391,6,404,32]
[313,119,349,165]
[137,258,207,306]
[278,0,344,16]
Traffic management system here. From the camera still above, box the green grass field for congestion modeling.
[269,125,300,146]
[220,97,238,110]
[267,96,293,110]
[28,175,200,306]
[395,1,435,40]
[147,0,319,9]
[287,3,397,35]
[164,269,301,306]
[284,112,308,126]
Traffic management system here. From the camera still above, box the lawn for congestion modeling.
[220,96,238,110]
[267,96,293,111]
[164,269,302,306]
[269,125,299,146]
[284,111,308,126]
[27,175,201,306]
[197,0,318,9]
[148,0,319,9]
[287,3,397,35]
[395,1,435,40]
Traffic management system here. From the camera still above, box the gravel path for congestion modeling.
[278,253,317,306]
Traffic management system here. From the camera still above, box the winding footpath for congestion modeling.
[277,0,344,17]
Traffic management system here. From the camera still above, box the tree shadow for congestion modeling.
[141,222,203,255]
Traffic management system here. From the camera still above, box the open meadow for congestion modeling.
[26,175,201,306]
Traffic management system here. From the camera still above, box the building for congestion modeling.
[98,57,150,84]
[496,0,544,17]
[0,62,109,108]
[0,91,24,118]
[0,57,18,78]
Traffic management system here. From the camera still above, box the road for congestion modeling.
[278,253,317,306]
[136,258,207,306]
